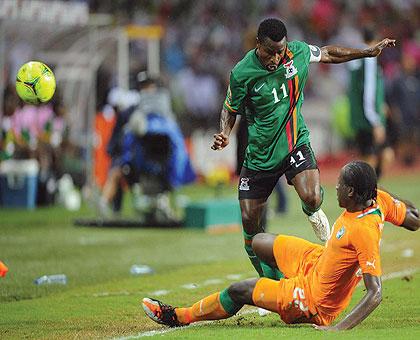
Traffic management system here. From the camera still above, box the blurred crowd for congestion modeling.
[1,84,73,205]
[86,0,420,165]
[90,0,420,146]
[1,0,419,209]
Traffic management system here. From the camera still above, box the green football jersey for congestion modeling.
[224,41,319,171]
[348,58,385,132]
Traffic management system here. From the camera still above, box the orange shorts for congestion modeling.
[252,235,335,326]
[273,235,323,278]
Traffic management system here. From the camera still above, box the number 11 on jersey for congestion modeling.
[272,83,288,103]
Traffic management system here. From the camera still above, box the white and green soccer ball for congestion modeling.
[16,61,56,104]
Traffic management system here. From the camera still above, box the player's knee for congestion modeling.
[241,207,254,226]
[300,188,321,209]
[251,233,264,257]
[252,233,265,248]
[241,207,265,232]
[252,233,275,263]
[241,215,262,236]
[228,279,256,305]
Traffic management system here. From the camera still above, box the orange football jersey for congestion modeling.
[308,190,406,317]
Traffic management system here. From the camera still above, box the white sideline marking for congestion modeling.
[114,308,257,339]
[114,268,419,339]
[203,279,224,286]
[181,283,198,289]
[381,240,415,253]
[226,274,243,280]
[150,290,170,296]
[94,273,243,299]
[401,248,414,258]
[382,268,417,280]
[93,291,130,297]
[92,290,171,298]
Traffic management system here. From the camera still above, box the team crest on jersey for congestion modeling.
[239,177,250,191]
[336,226,346,239]
[284,60,298,79]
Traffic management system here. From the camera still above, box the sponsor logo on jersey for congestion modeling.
[239,177,250,191]
[284,60,298,79]
[336,226,346,239]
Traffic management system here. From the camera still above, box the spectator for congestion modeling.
[174,56,221,136]
[389,50,420,166]
[348,28,394,179]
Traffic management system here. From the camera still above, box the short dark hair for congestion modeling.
[343,161,377,204]
[257,18,287,43]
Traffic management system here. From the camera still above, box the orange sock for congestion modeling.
[175,292,230,324]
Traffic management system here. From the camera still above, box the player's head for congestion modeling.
[336,161,378,209]
[256,18,287,72]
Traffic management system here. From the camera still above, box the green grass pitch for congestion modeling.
[0,173,419,339]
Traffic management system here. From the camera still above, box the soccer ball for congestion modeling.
[15,61,56,104]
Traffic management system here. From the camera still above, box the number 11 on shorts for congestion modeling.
[290,151,306,167]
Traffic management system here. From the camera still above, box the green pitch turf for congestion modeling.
[0,173,419,339]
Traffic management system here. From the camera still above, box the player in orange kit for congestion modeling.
[142,161,420,330]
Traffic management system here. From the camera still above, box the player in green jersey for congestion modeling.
[211,18,396,278]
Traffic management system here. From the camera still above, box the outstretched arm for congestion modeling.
[378,188,420,232]
[211,108,237,150]
[320,38,396,64]
[314,274,382,331]
[401,206,420,231]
